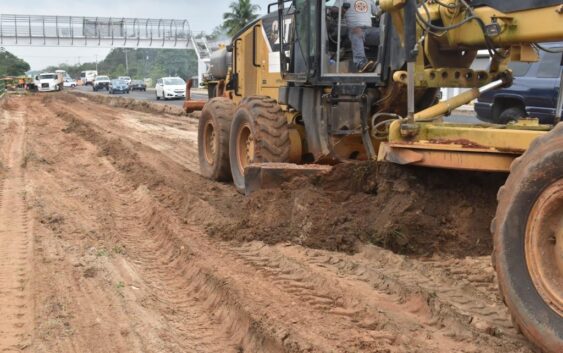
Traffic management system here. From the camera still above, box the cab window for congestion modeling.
[291,0,317,79]
[537,51,563,78]
[508,62,532,77]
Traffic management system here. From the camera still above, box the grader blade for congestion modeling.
[244,163,332,195]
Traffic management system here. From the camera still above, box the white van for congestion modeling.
[80,70,98,86]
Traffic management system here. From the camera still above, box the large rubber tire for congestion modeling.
[229,96,290,194]
[498,107,526,124]
[198,98,235,181]
[493,123,563,353]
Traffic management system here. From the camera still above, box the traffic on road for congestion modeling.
[73,84,208,108]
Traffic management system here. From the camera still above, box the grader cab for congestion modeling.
[194,1,563,351]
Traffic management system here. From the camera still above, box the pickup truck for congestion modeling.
[93,76,111,91]
[475,43,563,124]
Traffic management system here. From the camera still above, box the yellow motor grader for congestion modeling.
[195,1,563,351]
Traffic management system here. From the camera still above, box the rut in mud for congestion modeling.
[0,107,33,351]
[0,93,535,352]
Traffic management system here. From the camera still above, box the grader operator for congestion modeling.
[195,1,563,351]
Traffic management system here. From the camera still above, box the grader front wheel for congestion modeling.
[229,96,290,194]
[493,123,563,353]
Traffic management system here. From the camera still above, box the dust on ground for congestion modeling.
[0,92,533,353]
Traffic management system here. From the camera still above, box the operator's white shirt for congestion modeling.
[334,0,379,28]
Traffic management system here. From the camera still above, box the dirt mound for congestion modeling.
[55,93,79,104]
[215,163,506,257]
[68,91,188,116]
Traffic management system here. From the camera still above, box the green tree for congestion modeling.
[0,49,31,76]
[223,0,261,37]
[44,48,199,85]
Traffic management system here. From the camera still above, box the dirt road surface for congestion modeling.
[0,93,535,353]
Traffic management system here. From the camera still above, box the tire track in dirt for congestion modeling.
[9,93,536,353]
[20,97,151,353]
[28,96,285,353]
[48,96,534,353]
[227,242,533,351]
[58,97,201,174]
[105,182,399,353]
[0,109,33,352]
[292,247,514,333]
[48,104,414,351]
[108,184,272,353]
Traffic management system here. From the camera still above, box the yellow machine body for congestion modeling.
[215,1,563,171]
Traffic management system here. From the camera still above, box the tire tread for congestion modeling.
[492,123,563,353]
[198,97,235,181]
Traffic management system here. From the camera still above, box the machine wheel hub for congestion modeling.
[203,121,217,165]
[525,178,563,316]
[236,123,254,172]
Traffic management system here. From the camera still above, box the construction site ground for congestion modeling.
[0,92,535,353]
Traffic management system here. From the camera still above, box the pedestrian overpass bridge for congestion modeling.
[0,14,219,83]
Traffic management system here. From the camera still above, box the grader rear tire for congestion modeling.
[229,96,290,194]
[198,97,235,181]
[493,123,563,353]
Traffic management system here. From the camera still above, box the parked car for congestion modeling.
[155,77,186,100]
[109,79,130,94]
[93,76,111,91]
[130,80,147,91]
[476,43,563,124]
[63,78,77,88]
[118,76,132,85]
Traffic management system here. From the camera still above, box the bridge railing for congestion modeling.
[0,14,193,48]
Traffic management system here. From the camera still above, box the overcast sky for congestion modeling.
[1,0,274,69]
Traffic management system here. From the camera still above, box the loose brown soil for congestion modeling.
[218,162,505,256]
[0,92,533,353]
[70,90,188,116]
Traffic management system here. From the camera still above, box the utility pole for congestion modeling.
[143,55,149,79]
[95,54,98,72]
[124,49,129,75]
